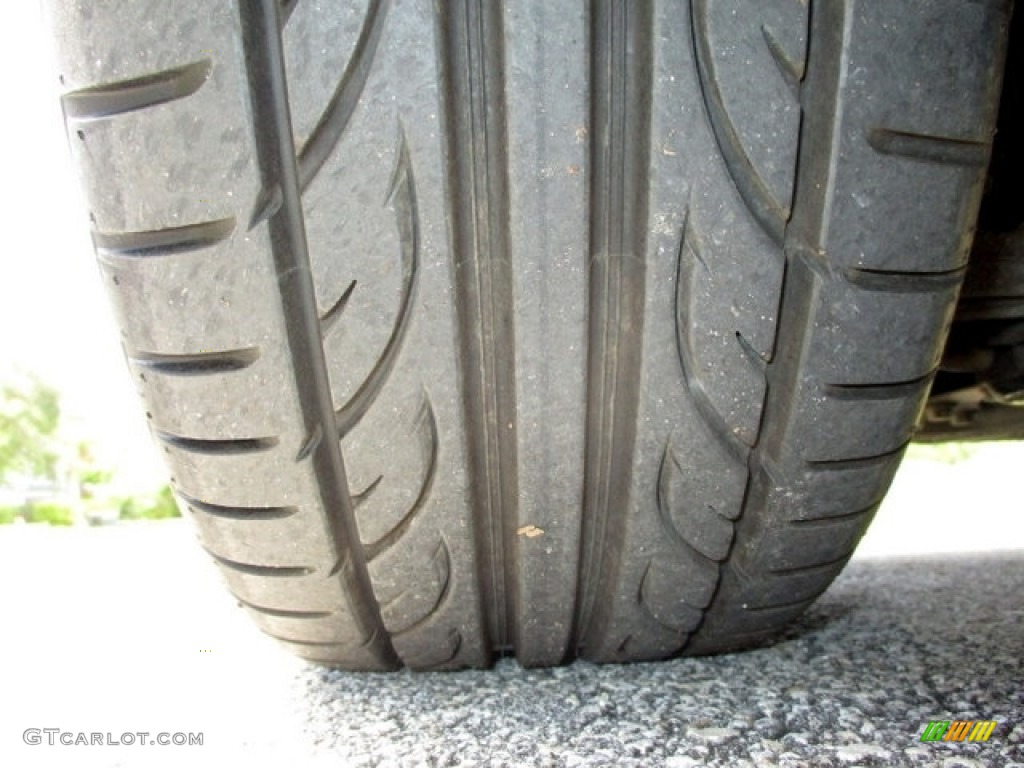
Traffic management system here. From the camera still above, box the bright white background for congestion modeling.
[0,2,165,492]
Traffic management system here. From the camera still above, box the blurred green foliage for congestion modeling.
[0,374,61,483]
[0,489,182,525]
[118,485,180,521]
[25,501,74,526]
[0,372,184,526]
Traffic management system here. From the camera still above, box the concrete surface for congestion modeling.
[0,516,1021,768]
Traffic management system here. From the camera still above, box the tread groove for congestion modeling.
[735,331,770,369]
[236,596,332,620]
[789,499,881,528]
[93,218,235,258]
[843,265,966,294]
[177,490,298,521]
[319,279,357,339]
[639,560,702,634]
[768,551,852,576]
[867,127,989,167]
[352,475,383,508]
[327,554,349,579]
[742,595,819,614]
[206,549,315,578]
[675,216,754,462]
[394,540,453,637]
[823,369,937,400]
[295,424,323,462]
[249,186,284,230]
[297,0,392,194]
[62,59,212,120]
[657,443,729,567]
[155,431,279,455]
[364,394,439,561]
[266,633,348,647]
[761,24,805,88]
[684,0,854,654]
[129,347,260,376]
[692,0,789,242]
[575,0,653,655]
[279,0,300,28]
[238,0,398,668]
[437,0,518,655]
[333,129,418,438]
[805,439,910,471]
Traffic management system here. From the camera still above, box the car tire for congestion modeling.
[47,0,1012,669]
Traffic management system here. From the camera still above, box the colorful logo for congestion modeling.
[920,720,997,743]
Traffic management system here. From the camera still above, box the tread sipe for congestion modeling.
[48,0,1012,669]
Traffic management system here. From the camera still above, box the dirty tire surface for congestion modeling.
[48,0,1011,669]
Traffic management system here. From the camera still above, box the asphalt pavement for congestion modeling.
[0,514,1021,768]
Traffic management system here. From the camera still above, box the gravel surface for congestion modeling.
[0,519,1021,767]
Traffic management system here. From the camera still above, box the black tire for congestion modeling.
[47,0,1011,670]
